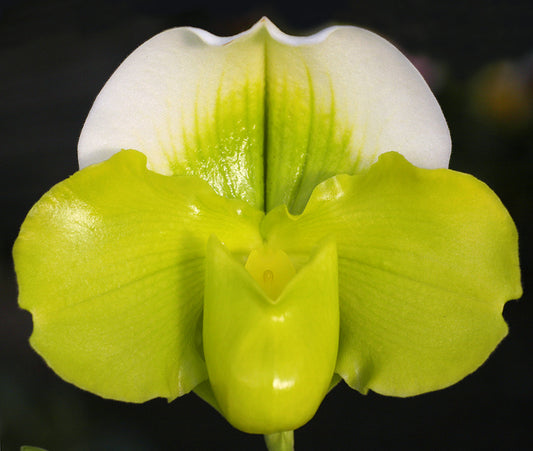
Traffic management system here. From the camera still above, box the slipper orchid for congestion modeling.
[14,18,521,449]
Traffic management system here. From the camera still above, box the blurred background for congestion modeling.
[1,0,532,449]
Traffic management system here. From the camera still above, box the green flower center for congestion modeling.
[245,246,296,300]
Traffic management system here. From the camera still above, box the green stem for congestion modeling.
[264,431,294,451]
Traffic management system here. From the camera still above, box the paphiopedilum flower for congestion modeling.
[14,18,521,449]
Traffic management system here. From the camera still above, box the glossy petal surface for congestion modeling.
[264,152,521,396]
[78,26,266,208]
[79,19,450,213]
[14,150,263,402]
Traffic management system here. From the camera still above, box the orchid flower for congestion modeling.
[13,18,521,450]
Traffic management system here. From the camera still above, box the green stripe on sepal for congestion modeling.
[79,26,267,209]
[79,20,451,214]
[203,236,339,434]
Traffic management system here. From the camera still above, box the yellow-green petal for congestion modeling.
[264,152,521,397]
[13,150,263,402]
[203,237,339,433]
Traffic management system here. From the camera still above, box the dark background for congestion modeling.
[1,0,532,449]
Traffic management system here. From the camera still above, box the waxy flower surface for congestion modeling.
[14,18,521,446]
